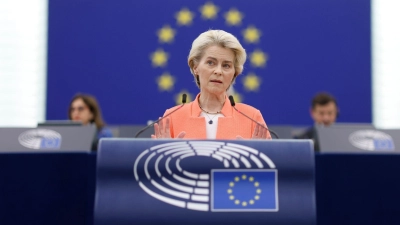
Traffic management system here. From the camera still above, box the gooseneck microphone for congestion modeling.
[135,94,187,138]
[228,96,279,139]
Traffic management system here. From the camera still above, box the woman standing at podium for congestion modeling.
[68,94,113,150]
[152,30,271,140]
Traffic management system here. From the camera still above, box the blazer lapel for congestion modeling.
[216,95,236,139]
[186,94,207,139]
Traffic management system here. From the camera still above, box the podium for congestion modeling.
[94,139,316,225]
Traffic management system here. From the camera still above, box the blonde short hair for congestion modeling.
[188,30,247,88]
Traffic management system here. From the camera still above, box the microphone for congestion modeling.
[228,95,279,139]
[135,94,187,138]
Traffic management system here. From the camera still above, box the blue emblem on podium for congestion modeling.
[212,169,278,211]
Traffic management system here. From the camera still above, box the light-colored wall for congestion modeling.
[0,1,47,127]
[372,1,400,128]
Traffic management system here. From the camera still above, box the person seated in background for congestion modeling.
[151,29,271,140]
[68,93,113,151]
[295,92,339,151]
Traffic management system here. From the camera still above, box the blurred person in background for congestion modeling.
[68,93,113,150]
[295,92,339,151]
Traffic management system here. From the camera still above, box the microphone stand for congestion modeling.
[135,94,187,138]
[228,96,279,139]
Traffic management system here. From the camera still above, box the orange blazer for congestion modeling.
[163,94,271,139]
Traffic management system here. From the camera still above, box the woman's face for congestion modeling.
[193,45,236,95]
[70,98,93,125]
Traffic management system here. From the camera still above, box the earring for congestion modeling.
[196,75,200,86]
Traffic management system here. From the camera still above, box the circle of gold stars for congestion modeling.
[157,25,176,43]
[227,175,261,207]
[175,8,195,26]
[151,1,269,102]
[224,8,243,26]
[243,73,262,92]
[242,25,262,43]
[250,49,268,67]
[200,2,219,19]
[157,72,175,91]
[150,48,169,67]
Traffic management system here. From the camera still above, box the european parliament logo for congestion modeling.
[133,141,279,212]
[349,130,395,151]
[18,129,62,149]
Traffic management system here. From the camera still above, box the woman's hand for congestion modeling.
[151,117,186,139]
[236,123,271,140]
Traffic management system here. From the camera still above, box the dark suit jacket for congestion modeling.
[294,126,319,152]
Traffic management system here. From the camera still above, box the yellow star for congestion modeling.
[249,176,254,182]
[157,25,176,43]
[254,181,260,187]
[150,49,169,67]
[157,72,175,91]
[249,200,255,205]
[242,201,247,207]
[242,73,262,92]
[250,50,268,67]
[227,189,233,194]
[229,195,235,200]
[229,182,234,187]
[175,90,193,105]
[234,176,240,182]
[242,174,247,180]
[235,200,240,205]
[242,25,262,43]
[231,93,243,103]
[175,8,195,26]
[224,8,244,26]
[256,189,262,194]
[199,2,219,19]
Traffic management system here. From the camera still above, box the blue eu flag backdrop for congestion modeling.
[47,0,372,125]
[212,169,278,211]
